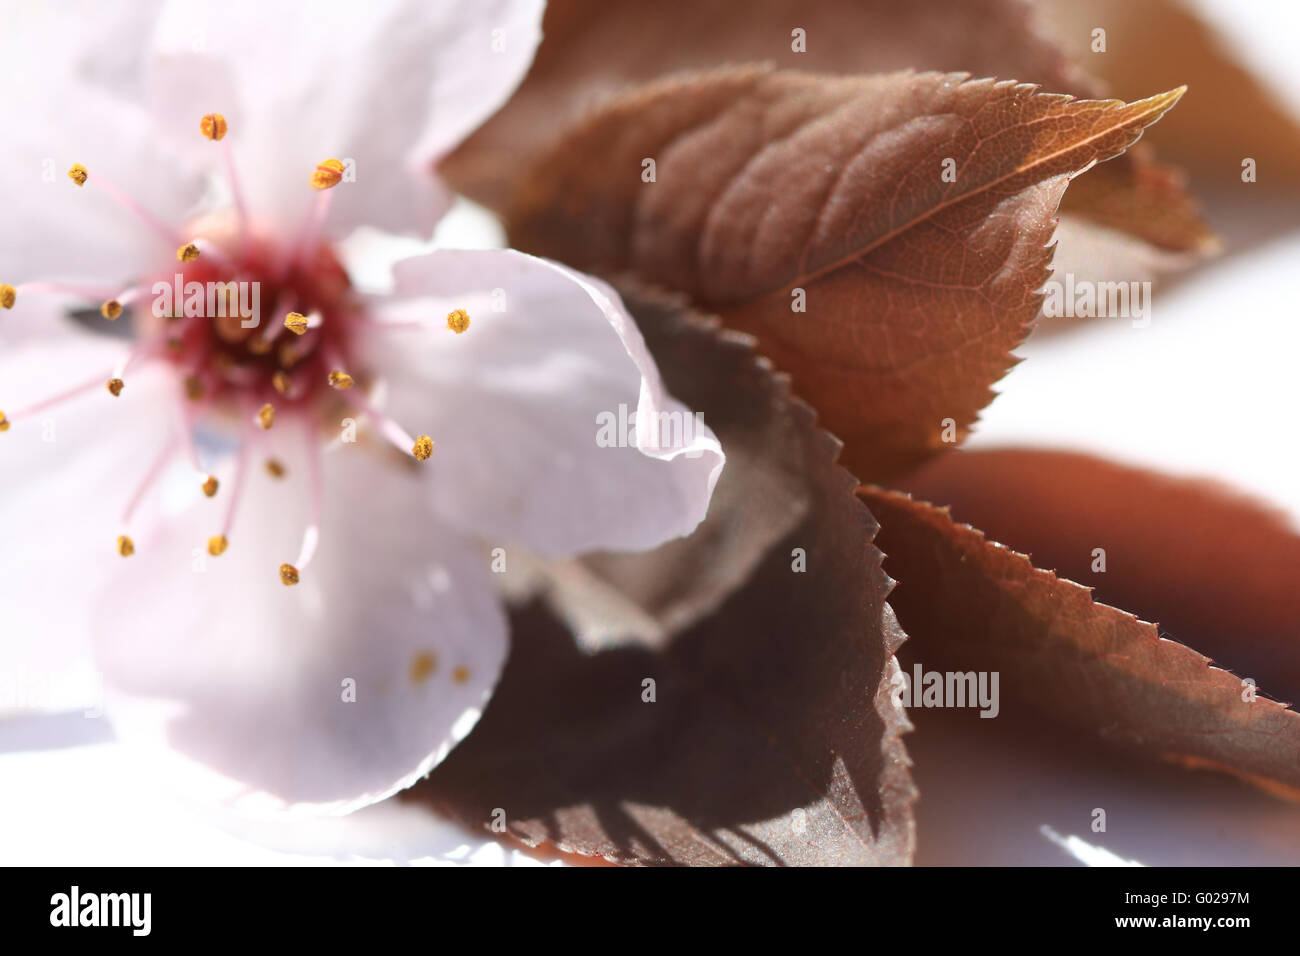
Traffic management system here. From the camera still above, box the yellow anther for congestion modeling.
[265,458,286,478]
[283,312,308,336]
[68,164,88,187]
[0,285,15,309]
[200,113,228,141]
[279,563,300,586]
[412,435,434,461]
[0,411,9,432]
[446,308,470,334]
[100,299,123,320]
[177,243,200,263]
[184,375,205,401]
[309,158,346,190]
[257,403,275,430]
[116,535,135,557]
[327,369,354,390]
[201,475,219,498]
[106,378,124,397]
[246,336,273,356]
[207,535,228,557]
[272,370,292,395]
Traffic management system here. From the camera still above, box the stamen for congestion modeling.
[283,311,308,336]
[70,163,179,247]
[100,300,123,320]
[199,113,228,141]
[285,420,325,583]
[257,403,275,430]
[327,369,354,390]
[184,375,205,401]
[212,420,257,556]
[446,308,471,334]
[0,285,15,309]
[279,563,300,586]
[309,158,345,191]
[106,378,124,397]
[4,373,111,424]
[199,114,249,245]
[289,162,341,273]
[122,432,179,527]
[343,387,430,461]
[0,411,9,432]
[116,535,135,557]
[177,242,200,263]
[201,475,219,498]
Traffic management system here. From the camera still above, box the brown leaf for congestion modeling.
[415,287,916,866]
[504,68,1183,481]
[1037,0,1300,188]
[863,450,1300,798]
[444,0,1212,257]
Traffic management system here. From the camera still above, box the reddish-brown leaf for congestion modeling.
[864,450,1300,798]
[504,68,1184,481]
[445,0,1213,259]
[415,287,916,866]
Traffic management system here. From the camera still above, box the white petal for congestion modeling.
[0,335,176,711]
[366,249,725,557]
[0,5,206,286]
[90,430,507,815]
[145,0,544,239]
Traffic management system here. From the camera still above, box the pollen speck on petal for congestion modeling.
[177,243,200,263]
[116,535,135,557]
[327,369,354,390]
[0,284,15,309]
[200,113,228,141]
[452,666,470,685]
[445,308,470,334]
[283,312,308,336]
[279,563,300,586]
[208,535,228,557]
[100,299,123,320]
[184,376,205,401]
[309,158,346,190]
[409,651,437,684]
[67,164,88,186]
[265,458,286,478]
[412,435,434,461]
[257,403,275,430]
[106,378,124,397]
[201,475,219,498]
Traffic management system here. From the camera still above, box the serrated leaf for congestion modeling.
[503,68,1183,481]
[415,288,916,866]
[864,449,1300,798]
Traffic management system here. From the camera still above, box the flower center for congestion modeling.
[0,113,461,584]
[148,223,359,414]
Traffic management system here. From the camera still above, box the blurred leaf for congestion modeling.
[416,289,916,866]
[503,68,1183,481]
[865,450,1300,798]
